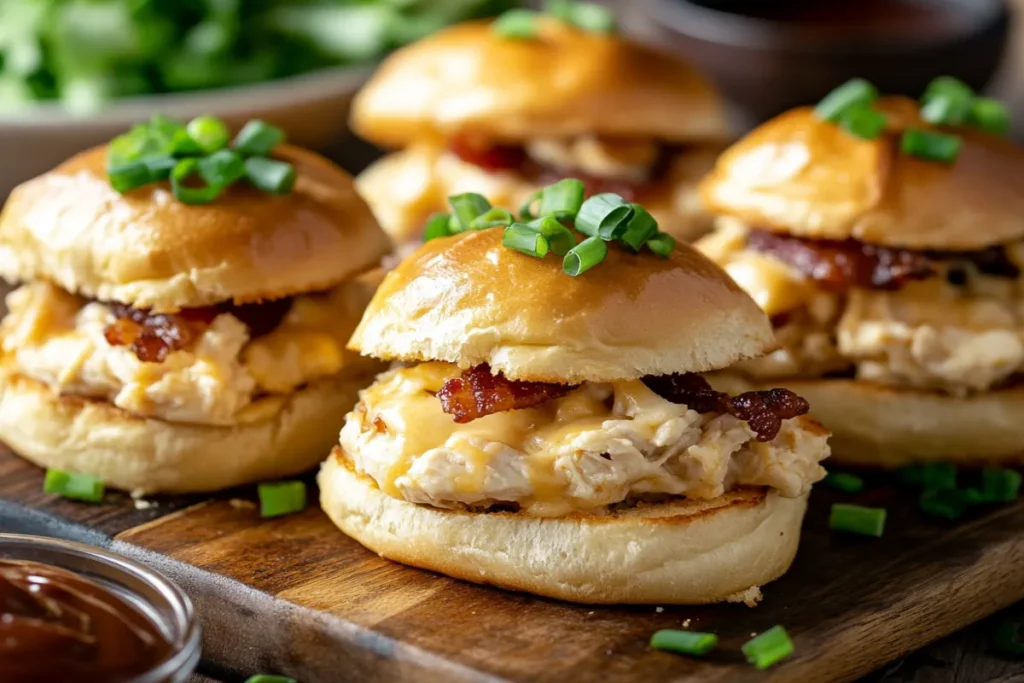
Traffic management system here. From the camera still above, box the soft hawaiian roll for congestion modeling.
[697,82,1024,467]
[351,14,729,243]
[0,124,391,493]
[322,221,830,605]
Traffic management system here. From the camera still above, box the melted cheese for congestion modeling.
[340,363,830,516]
[1,280,373,425]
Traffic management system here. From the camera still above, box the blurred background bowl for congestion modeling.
[647,0,1011,131]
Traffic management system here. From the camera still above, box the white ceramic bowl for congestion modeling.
[0,64,372,199]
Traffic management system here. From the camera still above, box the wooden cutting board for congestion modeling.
[1,447,1022,683]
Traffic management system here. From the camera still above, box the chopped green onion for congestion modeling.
[148,114,202,157]
[838,105,887,140]
[617,204,658,252]
[448,193,492,231]
[979,468,1022,503]
[199,149,245,188]
[424,213,452,241]
[539,178,586,219]
[502,224,549,258]
[258,481,307,519]
[563,2,616,33]
[921,462,957,491]
[519,190,543,221]
[923,76,975,104]
[245,675,297,683]
[470,207,514,230]
[994,621,1024,657]
[44,469,105,503]
[919,488,968,520]
[171,158,224,205]
[650,629,718,656]
[576,193,633,239]
[921,93,973,127]
[829,503,886,537]
[901,128,962,164]
[969,97,1011,135]
[526,216,575,256]
[645,232,676,258]
[108,160,156,194]
[563,236,607,276]
[814,78,879,122]
[144,157,178,183]
[186,115,230,154]
[233,120,285,157]
[824,471,865,494]
[742,626,794,670]
[244,157,296,195]
[493,9,539,39]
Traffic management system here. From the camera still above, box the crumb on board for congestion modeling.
[133,498,157,510]
[682,619,691,628]
[655,606,664,613]
[725,586,763,608]
[229,498,257,510]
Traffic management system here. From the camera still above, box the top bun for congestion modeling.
[349,228,773,383]
[351,19,727,148]
[0,145,391,312]
[700,97,1024,250]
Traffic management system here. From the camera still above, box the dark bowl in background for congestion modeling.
[646,0,1011,132]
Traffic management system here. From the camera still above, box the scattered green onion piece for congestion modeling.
[994,621,1024,657]
[814,78,879,122]
[493,9,539,39]
[233,120,285,157]
[258,481,307,519]
[969,97,1011,135]
[824,471,865,494]
[921,92,973,127]
[245,675,297,683]
[979,468,1022,503]
[645,231,676,258]
[563,236,607,276]
[448,192,492,231]
[171,158,224,205]
[650,629,718,657]
[186,115,230,154]
[470,207,514,230]
[526,216,576,256]
[519,190,543,221]
[742,626,794,670]
[108,160,156,194]
[838,105,887,140]
[563,2,616,33]
[919,489,968,520]
[829,503,886,537]
[539,178,586,219]
[148,114,202,157]
[576,193,633,239]
[901,128,962,164]
[199,149,245,188]
[502,224,550,258]
[619,204,658,252]
[920,462,958,491]
[44,469,105,503]
[923,76,975,104]
[244,157,296,195]
[424,213,452,241]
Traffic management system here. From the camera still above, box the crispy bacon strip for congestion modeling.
[103,298,292,363]
[643,373,809,442]
[438,365,577,424]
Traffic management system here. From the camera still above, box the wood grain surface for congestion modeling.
[0,447,1022,682]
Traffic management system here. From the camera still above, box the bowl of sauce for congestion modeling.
[0,533,200,683]
[648,0,1010,130]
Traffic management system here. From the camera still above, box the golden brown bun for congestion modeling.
[348,228,774,383]
[351,19,727,147]
[0,369,380,494]
[711,373,1024,467]
[0,145,391,312]
[700,97,1024,249]
[319,453,805,604]
[356,145,719,244]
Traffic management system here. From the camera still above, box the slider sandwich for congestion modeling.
[350,3,728,245]
[698,78,1024,466]
[319,182,830,604]
[0,116,390,493]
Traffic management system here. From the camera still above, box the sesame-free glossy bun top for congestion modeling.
[348,228,774,383]
[351,19,728,148]
[700,97,1024,249]
[0,145,391,311]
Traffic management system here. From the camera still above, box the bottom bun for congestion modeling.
[0,370,378,494]
[710,374,1024,467]
[318,451,807,605]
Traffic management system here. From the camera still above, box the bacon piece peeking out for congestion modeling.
[438,365,577,424]
[746,229,935,292]
[449,139,527,172]
[643,373,809,442]
[103,298,292,363]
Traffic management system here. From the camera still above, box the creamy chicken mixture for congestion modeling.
[698,220,1024,395]
[0,280,374,425]
[340,363,829,516]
